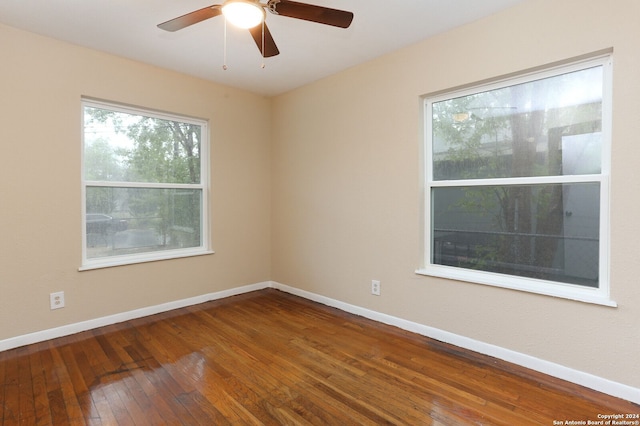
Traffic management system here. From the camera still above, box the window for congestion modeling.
[419,55,614,306]
[81,99,210,269]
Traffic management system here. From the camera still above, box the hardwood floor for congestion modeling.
[1,289,638,425]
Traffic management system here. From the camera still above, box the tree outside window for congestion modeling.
[421,56,612,304]
[82,100,209,268]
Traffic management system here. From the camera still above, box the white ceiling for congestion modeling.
[0,0,526,96]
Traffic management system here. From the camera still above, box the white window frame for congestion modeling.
[80,99,212,270]
[417,55,615,307]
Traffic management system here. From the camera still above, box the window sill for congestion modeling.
[80,249,215,271]
[415,267,617,308]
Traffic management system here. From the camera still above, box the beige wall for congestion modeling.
[0,25,272,339]
[272,0,640,389]
[1,0,639,395]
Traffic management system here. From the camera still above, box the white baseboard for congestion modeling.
[0,281,271,353]
[1,280,638,405]
[270,281,640,405]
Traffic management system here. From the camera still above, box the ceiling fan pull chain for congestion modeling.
[222,17,228,70]
[261,20,265,69]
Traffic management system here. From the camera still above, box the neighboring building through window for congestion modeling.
[419,55,614,306]
[81,99,210,269]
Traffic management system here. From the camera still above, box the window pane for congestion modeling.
[432,66,603,180]
[84,107,201,184]
[86,187,202,259]
[432,183,599,287]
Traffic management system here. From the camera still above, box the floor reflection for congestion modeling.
[84,347,209,423]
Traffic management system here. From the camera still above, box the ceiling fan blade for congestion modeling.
[158,5,222,32]
[249,23,280,57]
[271,0,354,28]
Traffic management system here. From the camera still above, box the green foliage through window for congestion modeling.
[423,55,611,302]
[82,100,208,267]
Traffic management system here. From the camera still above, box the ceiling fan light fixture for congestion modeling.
[222,0,265,29]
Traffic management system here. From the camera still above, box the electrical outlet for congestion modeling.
[371,280,381,296]
[50,291,65,310]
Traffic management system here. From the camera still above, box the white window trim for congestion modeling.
[417,55,615,307]
[80,98,212,270]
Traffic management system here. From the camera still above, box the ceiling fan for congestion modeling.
[158,0,354,58]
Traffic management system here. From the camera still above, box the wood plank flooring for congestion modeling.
[1,289,638,425]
